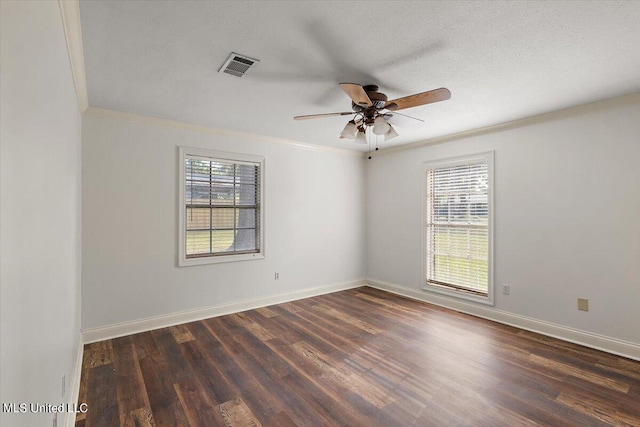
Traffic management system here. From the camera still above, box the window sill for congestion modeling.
[179,252,264,267]
[422,283,494,306]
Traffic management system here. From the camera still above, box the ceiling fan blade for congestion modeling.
[385,87,451,111]
[294,112,354,120]
[383,112,424,130]
[340,83,373,107]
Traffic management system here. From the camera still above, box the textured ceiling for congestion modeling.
[79,1,640,151]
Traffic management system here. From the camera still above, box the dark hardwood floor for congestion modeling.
[76,287,640,426]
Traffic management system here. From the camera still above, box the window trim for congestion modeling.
[178,146,265,267]
[421,151,494,305]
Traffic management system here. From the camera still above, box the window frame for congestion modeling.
[178,146,265,267]
[422,151,494,305]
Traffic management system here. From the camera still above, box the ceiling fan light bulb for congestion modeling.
[385,124,399,141]
[372,115,391,135]
[340,120,358,139]
[355,130,367,144]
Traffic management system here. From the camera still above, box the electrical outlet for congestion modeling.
[62,375,65,398]
[578,298,589,311]
[502,284,510,295]
[274,272,279,280]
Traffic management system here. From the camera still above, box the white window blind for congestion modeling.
[425,159,489,296]
[184,154,261,259]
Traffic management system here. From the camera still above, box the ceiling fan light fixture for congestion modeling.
[385,124,399,141]
[340,120,358,139]
[354,130,367,144]
[372,115,391,135]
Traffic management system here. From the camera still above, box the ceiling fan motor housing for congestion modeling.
[363,85,388,108]
[352,85,388,115]
[367,91,388,108]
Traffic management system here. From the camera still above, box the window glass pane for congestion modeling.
[236,164,258,184]
[211,208,235,229]
[236,184,257,205]
[186,230,210,255]
[236,208,256,229]
[210,161,235,183]
[186,207,211,231]
[234,229,257,251]
[185,159,211,182]
[211,230,235,253]
[186,181,211,205]
[211,182,235,206]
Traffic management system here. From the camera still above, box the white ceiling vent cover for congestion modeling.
[219,52,259,77]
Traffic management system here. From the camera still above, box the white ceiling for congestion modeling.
[79,1,640,152]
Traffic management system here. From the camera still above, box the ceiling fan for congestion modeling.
[294,83,451,145]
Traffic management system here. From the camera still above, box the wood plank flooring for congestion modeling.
[76,287,640,426]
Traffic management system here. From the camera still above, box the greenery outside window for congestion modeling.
[423,152,493,304]
[179,147,264,266]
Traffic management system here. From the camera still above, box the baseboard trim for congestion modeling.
[64,337,84,427]
[365,279,640,361]
[82,279,366,343]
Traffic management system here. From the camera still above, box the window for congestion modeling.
[179,147,264,266]
[424,152,493,304]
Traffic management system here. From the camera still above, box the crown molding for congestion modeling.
[58,0,88,113]
[84,107,364,157]
[375,92,640,157]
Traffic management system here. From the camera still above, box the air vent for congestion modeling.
[219,52,259,77]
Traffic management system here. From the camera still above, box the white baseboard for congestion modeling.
[82,279,366,344]
[65,337,84,427]
[365,278,640,361]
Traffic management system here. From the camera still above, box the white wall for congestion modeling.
[367,101,640,347]
[0,2,82,426]
[81,115,366,330]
